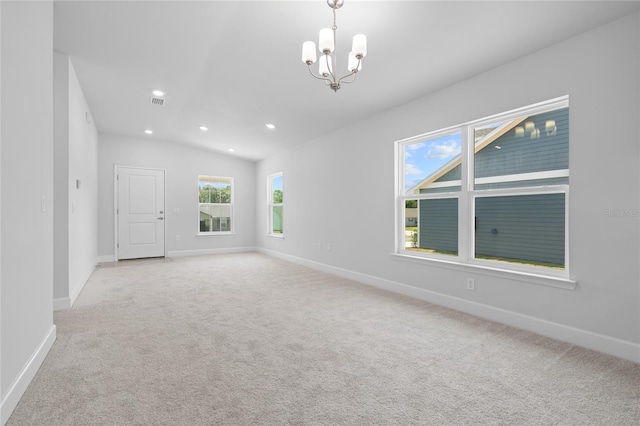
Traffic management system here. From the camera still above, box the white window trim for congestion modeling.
[428,180,462,189]
[197,175,234,236]
[475,169,569,186]
[267,172,284,238]
[394,96,573,287]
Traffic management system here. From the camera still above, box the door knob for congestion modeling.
[157,217,164,220]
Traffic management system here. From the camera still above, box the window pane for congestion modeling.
[404,132,462,195]
[405,198,458,256]
[404,199,419,249]
[272,206,283,234]
[474,193,565,269]
[199,179,231,204]
[474,108,569,189]
[272,175,283,203]
[199,204,232,232]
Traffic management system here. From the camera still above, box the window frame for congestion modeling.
[395,96,574,287]
[197,175,234,236]
[267,172,284,238]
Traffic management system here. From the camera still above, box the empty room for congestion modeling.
[1,1,639,425]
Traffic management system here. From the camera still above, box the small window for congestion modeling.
[268,173,283,236]
[198,175,233,234]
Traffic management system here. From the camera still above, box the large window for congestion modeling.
[198,175,233,234]
[268,172,283,236]
[397,96,569,277]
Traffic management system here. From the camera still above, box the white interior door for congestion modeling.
[117,167,165,260]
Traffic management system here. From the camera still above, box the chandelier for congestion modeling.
[301,0,367,92]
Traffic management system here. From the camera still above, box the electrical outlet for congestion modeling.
[316,241,322,250]
[326,243,332,252]
[175,235,180,241]
[466,278,475,291]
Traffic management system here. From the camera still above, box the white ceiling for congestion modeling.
[54,0,640,162]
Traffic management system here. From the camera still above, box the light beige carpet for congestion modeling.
[7,252,640,425]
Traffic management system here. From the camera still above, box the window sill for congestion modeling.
[266,234,284,239]
[390,253,577,290]
[196,232,235,237]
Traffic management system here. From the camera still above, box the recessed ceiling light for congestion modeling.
[144,129,153,134]
[152,90,165,97]
[228,148,235,152]
[199,126,208,131]
[265,123,276,130]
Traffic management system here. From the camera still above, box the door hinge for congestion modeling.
[117,208,119,214]
[117,242,119,248]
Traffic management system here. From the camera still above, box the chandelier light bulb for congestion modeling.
[352,34,367,58]
[319,55,333,77]
[302,41,317,64]
[318,28,335,54]
[525,121,535,133]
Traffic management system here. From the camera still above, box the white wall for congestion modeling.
[53,53,98,310]
[0,1,56,423]
[98,134,256,260]
[256,13,640,362]
[53,53,70,309]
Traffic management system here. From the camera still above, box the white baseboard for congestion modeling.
[1,325,56,425]
[96,255,115,263]
[69,263,95,308]
[53,297,70,311]
[257,248,640,364]
[53,263,96,311]
[168,247,256,258]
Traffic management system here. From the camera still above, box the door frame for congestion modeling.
[114,165,167,261]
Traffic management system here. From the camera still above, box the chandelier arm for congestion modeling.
[337,71,358,85]
[307,64,331,82]
[325,54,339,86]
[336,56,360,85]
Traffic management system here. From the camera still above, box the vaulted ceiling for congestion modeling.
[53,1,640,161]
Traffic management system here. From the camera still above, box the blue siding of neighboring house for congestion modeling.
[475,108,569,179]
[475,193,565,266]
[436,164,461,182]
[418,198,458,254]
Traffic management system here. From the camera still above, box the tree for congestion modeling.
[273,189,283,204]
[405,200,417,208]
[199,184,231,203]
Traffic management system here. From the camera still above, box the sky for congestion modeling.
[272,174,283,194]
[404,132,462,192]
